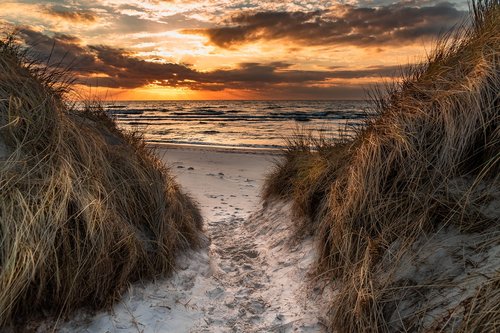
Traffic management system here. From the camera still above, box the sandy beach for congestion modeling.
[49,145,326,332]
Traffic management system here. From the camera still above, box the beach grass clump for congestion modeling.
[0,37,202,327]
[263,0,499,331]
[263,133,350,236]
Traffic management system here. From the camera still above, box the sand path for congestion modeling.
[55,147,324,333]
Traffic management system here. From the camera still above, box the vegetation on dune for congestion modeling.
[263,0,499,331]
[0,37,202,328]
[263,133,351,237]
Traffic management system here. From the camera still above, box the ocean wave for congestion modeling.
[107,109,144,115]
[118,112,369,122]
[172,110,226,116]
[147,139,284,150]
[105,105,128,109]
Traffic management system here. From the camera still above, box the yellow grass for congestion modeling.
[0,36,202,328]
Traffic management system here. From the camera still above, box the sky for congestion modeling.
[0,0,468,100]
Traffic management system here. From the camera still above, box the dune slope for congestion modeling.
[0,37,202,328]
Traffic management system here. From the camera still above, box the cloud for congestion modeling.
[19,28,96,70]
[111,14,170,34]
[184,2,465,48]
[45,5,98,22]
[18,28,403,94]
[87,45,199,88]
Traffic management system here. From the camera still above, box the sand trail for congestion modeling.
[168,147,325,332]
[198,204,323,332]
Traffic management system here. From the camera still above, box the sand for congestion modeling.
[47,145,327,333]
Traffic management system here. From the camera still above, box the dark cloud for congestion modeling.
[18,28,403,95]
[86,45,199,88]
[19,28,196,88]
[45,5,97,22]
[184,2,464,48]
[19,28,95,70]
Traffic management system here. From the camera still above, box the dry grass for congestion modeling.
[263,0,499,331]
[263,132,351,236]
[0,36,202,328]
[459,273,500,332]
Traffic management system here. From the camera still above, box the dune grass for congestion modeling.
[0,36,202,328]
[263,0,499,331]
[263,133,352,237]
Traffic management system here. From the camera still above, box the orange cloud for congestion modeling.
[45,7,97,23]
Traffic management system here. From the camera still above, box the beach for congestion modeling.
[49,145,327,332]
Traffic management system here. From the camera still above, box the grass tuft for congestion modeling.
[263,131,351,236]
[0,35,202,328]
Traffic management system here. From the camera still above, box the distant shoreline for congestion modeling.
[148,142,283,155]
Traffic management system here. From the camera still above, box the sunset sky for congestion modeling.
[0,0,468,100]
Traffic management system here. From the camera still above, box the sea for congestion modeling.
[103,100,372,150]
